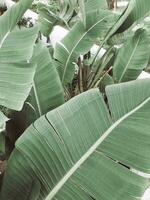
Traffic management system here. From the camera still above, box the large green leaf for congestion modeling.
[113,28,150,82]
[0,0,38,111]
[0,26,38,111]
[54,9,115,85]
[78,0,107,27]
[0,62,36,111]
[104,0,150,42]
[0,0,33,46]
[116,0,150,33]
[1,79,150,200]
[0,26,38,62]
[38,0,78,36]
[38,2,61,37]
[59,0,78,22]
[3,42,65,151]
[85,0,107,12]
[29,43,65,118]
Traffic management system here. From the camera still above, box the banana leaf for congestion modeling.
[1,79,150,200]
[54,9,116,85]
[29,43,65,118]
[113,28,150,82]
[0,0,38,111]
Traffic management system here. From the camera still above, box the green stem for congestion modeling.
[90,41,105,69]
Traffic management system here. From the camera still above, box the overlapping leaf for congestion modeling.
[54,9,116,85]
[113,28,150,82]
[38,2,61,37]
[0,0,34,46]
[116,0,150,33]
[59,0,78,22]
[104,0,150,42]
[0,0,38,111]
[0,26,38,111]
[38,0,78,36]
[29,43,65,118]
[1,79,150,200]
[85,0,107,12]
[1,1,150,200]
[0,26,38,62]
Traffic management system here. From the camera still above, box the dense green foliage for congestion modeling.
[0,0,150,199]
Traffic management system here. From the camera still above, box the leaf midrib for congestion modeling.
[0,31,10,49]
[33,81,42,117]
[118,34,141,82]
[61,15,110,84]
[45,95,150,200]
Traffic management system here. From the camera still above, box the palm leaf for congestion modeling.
[1,79,150,200]
[113,28,150,82]
[54,9,116,85]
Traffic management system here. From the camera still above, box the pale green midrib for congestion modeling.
[45,96,150,200]
[0,31,10,49]
[118,34,141,82]
[61,15,110,84]
[33,81,42,117]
